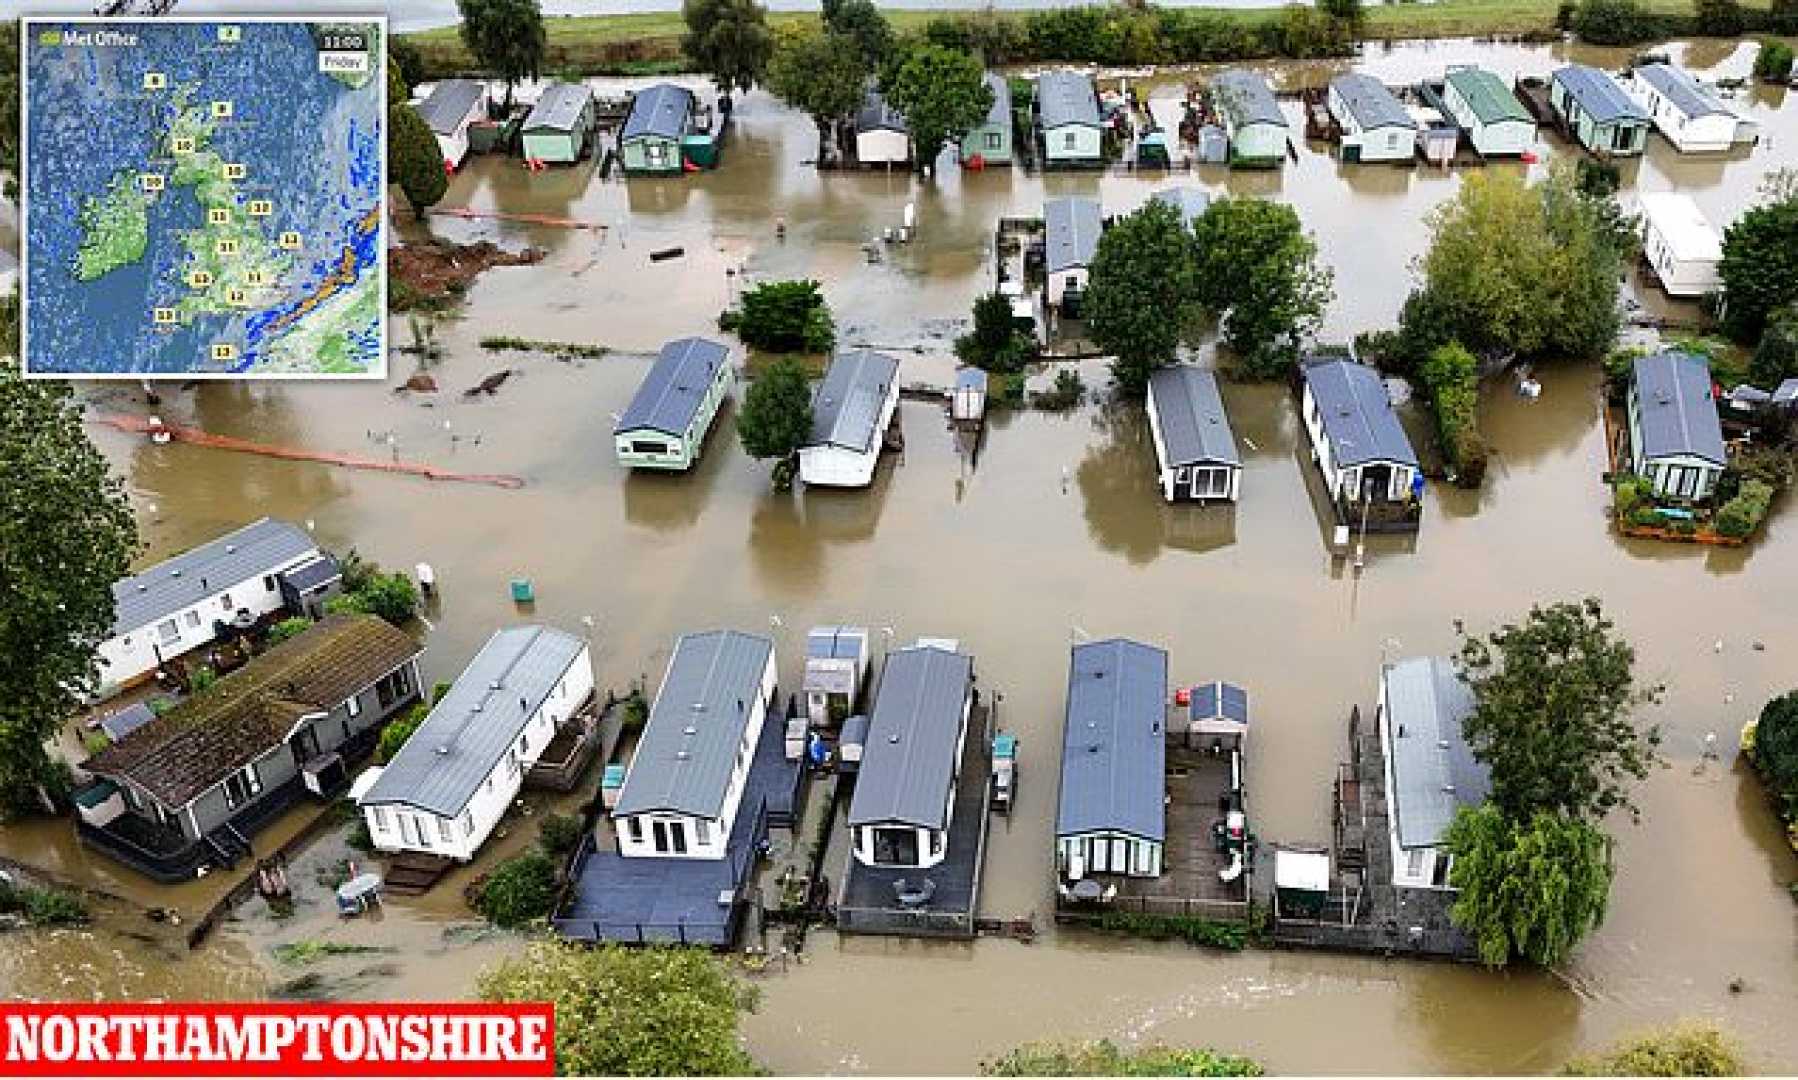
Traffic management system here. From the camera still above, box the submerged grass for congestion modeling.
[273,940,397,966]
[479,336,613,360]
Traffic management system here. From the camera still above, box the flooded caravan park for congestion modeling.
[3,34,1797,1076]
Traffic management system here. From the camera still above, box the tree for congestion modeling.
[732,279,835,353]
[681,0,773,97]
[1719,175,1798,343]
[955,291,1032,373]
[388,38,426,97]
[0,359,138,815]
[1560,1023,1746,1076]
[1191,197,1333,378]
[881,43,992,171]
[1444,805,1613,968]
[1086,199,1202,397]
[478,941,759,1076]
[0,21,18,203]
[737,358,814,462]
[1694,0,1745,35]
[389,65,448,218]
[471,850,557,928]
[982,1040,1264,1077]
[1455,598,1664,823]
[1572,0,1651,44]
[821,0,894,69]
[457,0,545,110]
[766,27,868,161]
[326,569,419,626]
[1318,0,1367,33]
[1749,690,1798,798]
[375,702,428,764]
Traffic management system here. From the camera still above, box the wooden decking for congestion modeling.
[381,853,454,896]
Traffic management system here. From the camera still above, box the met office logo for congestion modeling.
[0,1002,555,1077]
[37,27,141,48]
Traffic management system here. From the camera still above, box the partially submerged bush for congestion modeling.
[1714,479,1774,538]
[537,812,585,858]
[471,851,558,929]
[733,280,836,354]
[1560,1021,1745,1076]
[0,880,89,926]
[982,1039,1264,1077]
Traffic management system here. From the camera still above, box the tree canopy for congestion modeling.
[0,358,138,815]
[881,43,992,171]
[1719,171,1798,344]
[1560,1023,1746,1076]
[1749,690,1798,800]
[478,941,759,1076]
[1086,198,1202,397]
[682,0,774,96]
[733,279,835,354]
[1444,804,1614,968]
[456,0,545,109]
[1190,197,1333,377]
[766,26,869,157]
[821,0,894,69]
[738,357,814,462]
[956,291,1033,374]
[1455,598,1664,823]
[1750,303,1798,388]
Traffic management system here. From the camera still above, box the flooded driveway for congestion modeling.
[4,35,1796,1076]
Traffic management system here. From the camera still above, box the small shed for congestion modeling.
[1550,65,1649,156]
[1413,106,1458,166]
[1038,70,1104,166]
[1044,196,1103,310]
[1630,63,1753,153]
[838,715,871,773]
[1187,680,1249,751]
[1273,849,1330,919]
[1211,69,1288,166]
[855,85,911,167]
[1328,73,1416,163]
[1628,351,1725,501]
[1639,192,1723,298]
[1440,66,1535,157]
[521,82,595,164]
[960,73,1013,165]
[952,367,988,425]
[620,83,695,175]
[804,625,871,727]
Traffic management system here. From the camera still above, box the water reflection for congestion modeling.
[620,405,737,531]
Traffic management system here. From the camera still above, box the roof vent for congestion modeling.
[683,725,697,736]
[1437,739,1450,750]
[490,681,502,691]
[171,569,182,578]
[435,746,450,755]
[471,703,483,713]
[137,584,148,592]
[1396,723,1407,738]
[225,544,236,554]
[888,733,900,744]
[1441,783,1456,794]
[1087,742,1101,754]
[691,702,706,712]
[677,750,690,760]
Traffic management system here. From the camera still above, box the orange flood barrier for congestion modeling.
[90,413,526,490]
[431,206,606,230]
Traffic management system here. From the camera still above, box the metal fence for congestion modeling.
[835,904,976,939]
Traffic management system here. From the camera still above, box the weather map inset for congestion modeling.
[22,18,387,378]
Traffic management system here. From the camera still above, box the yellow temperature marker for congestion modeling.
[278,232,302,250]
[188,269,215,289]
[139,172,165,193]
[211,100,233,120]
[226,286,249,306]
[223,163,247,181]
[216,238,240,257]
[211,343,238,362]
[207,207,230,225]
[247,199,273,217]
[152,307,176,326]
[246,269,268,287]
[218,26,242,44]
[143,72,167,91]
[171,136,196,155]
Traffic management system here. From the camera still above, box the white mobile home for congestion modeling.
[612,631,778,860]
[1639,192,1723,298]
[359,625,594,862]
[1299,358,1421,506]
[417,79,490,168]
[1210,70,1288,166]
[799,350,902,489]
[1044,196,1102,310]
[1629,63,1755,153]
[1146,365,1241,503]
[613,337,735,470]
[848,644,975,870]
[1037,70,1104,166]
[1329,73,1416,163]
[1377,657,1488,890]
[854,85,911,167]
[1056,639,1167,881]
[1627,351,1726,501]
[95,518,334,698]
[1439,66,1535,157]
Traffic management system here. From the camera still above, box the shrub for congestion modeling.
[1629,506,1663,528]
[620,691,649,731]
[472,851,558,928]
[346,816,374,853]
[188,666,218,693]
[989,372,1027,409]
[266,616,313,645]
[1560,1022,1745,1076]
[983,1039,1264,1077]
[537,812,585,858]
[1751,304,1798,388]
[0,880,89,926]
[325,570,419,626]
[376,703,428,764]
[1032,369,1085,411]
[1094,910,1247,949]
[734,280,835,354]
[1420,343,1487,487]
[1714,479,1774,538]
[1573,0,1654,43]
[1612,475,1651,518]
[1755,40,1795,83]
[1751,691,1798,799]
[1694,0,1745,35]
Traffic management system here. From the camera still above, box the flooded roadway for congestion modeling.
[4,35,1798,1075]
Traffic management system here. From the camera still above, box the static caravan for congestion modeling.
[1150,186,1210,233]
[1639,192,1723,298]
[1044,197,1102,311]
[799,350,902,488]
[1299,358,1421,507]
[1440,66,1535,157]
[854,85,911,167]
[94,518,331,698]
[960,73,1013,165]
[1628,351,1726,501]
[360,625,593,862]
[418,79,489,168]
[620,83,695,175]
[613,337,735,470]
[521,82,595,164]
[1037,70,1104,166]
[1630,63,1754,153]
[847,644,975,871]
[1550,65,1649,157]
[612,631,778,861]
[1377,657,1488,891]
[1329,73,1416,163]
[1146,366,1241,504]
[1210,69,1288,166]
[1055,639,1168,883]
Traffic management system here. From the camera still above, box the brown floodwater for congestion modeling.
[3,35,1796,1075]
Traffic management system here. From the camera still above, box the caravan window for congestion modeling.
[185,611,201,629]
[695,820,711,846]
[462,811,475,837]
[371,807,388,831]
[1405,847,1426,880]
[157,619,180,645]
[263,575,276,592]
[438,817,453,843]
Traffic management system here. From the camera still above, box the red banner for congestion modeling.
[0,1002,554,1077]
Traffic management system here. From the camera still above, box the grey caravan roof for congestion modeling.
[1635,63,1732,120]
[418,79,486,135]
[1151,186,1211,231]
[362,625,586,816]
[847,646,974,830]
[524,81,593,132]
[622,83,694,142]
[1330,73,1415,131]
[856,85,907,134]
[1303,358,1420,468]
[615,337,730,437]
[1212,69,1285,128]
[1038,70,1101,130]
[1045,197,1102,274]
[614,631,774,819]
[1552,65,1647,124]
[111,518,318,636]
[1382,657,1488,849]
[809,350,899,453]
[1149,366,1239,468]
[979,72,1011,130]
[1632,351,1725,465]
[1055,639,1167,842]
